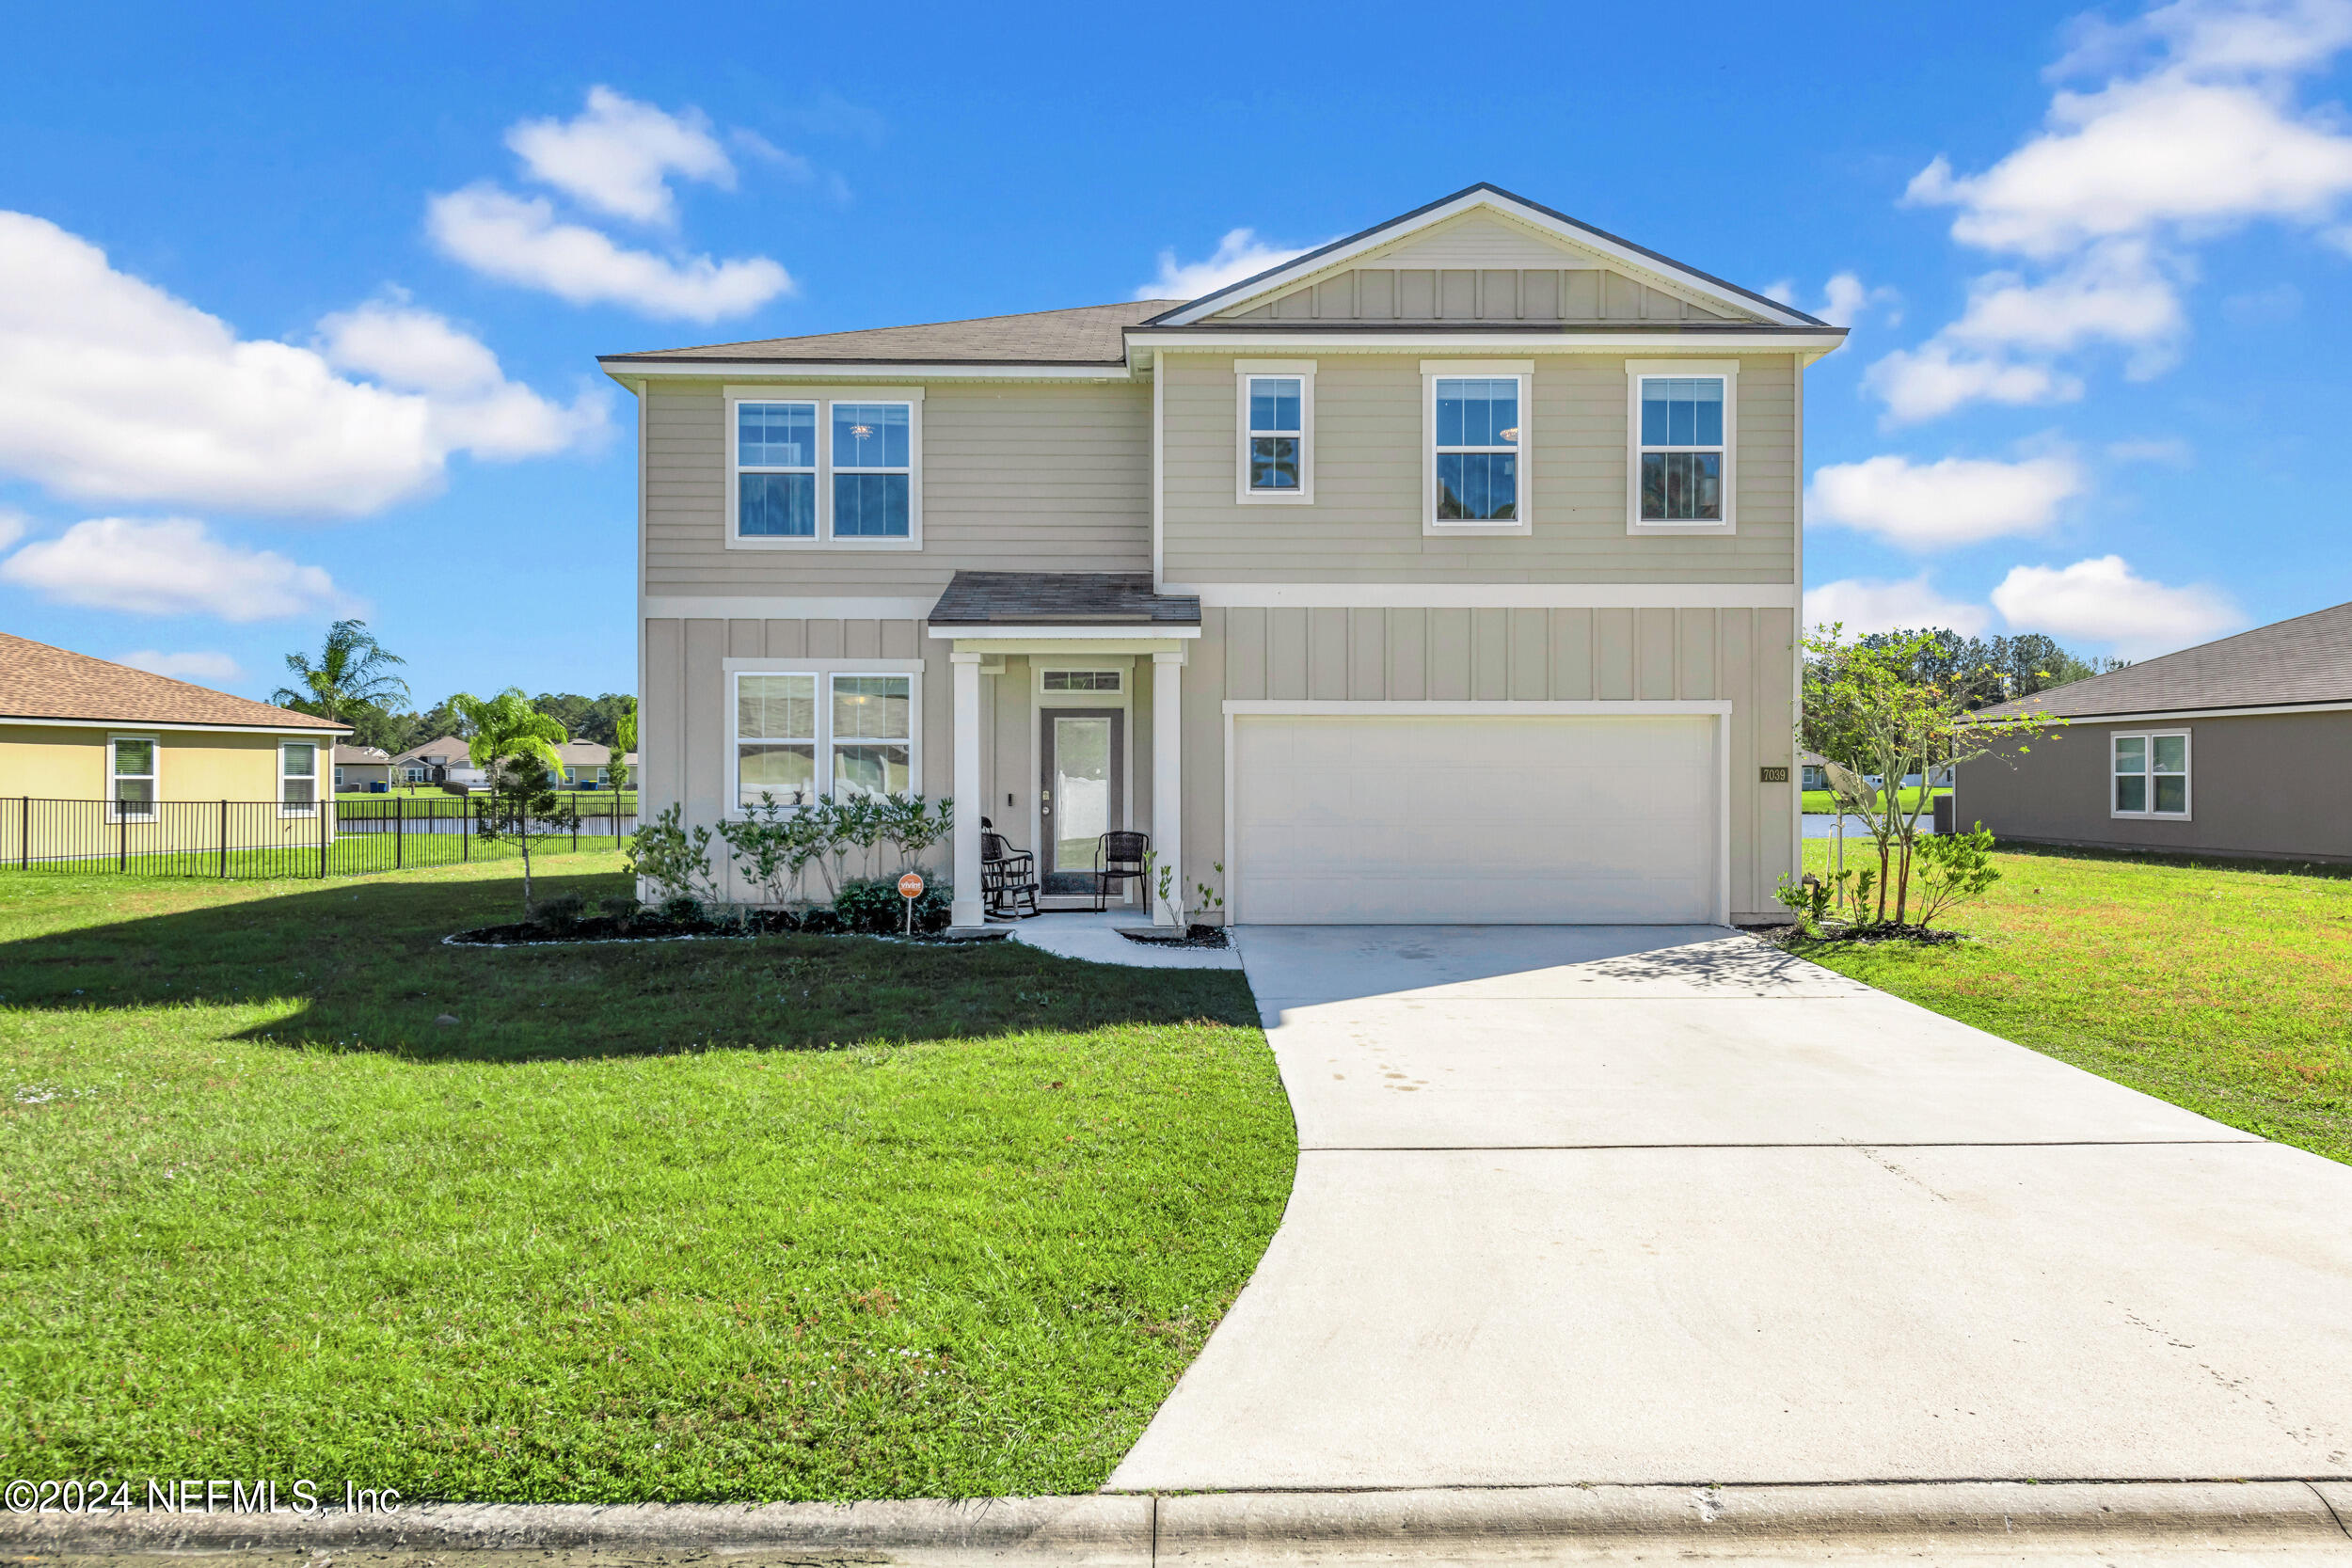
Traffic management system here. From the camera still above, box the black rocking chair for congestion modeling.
[1094,830,1150,913]
[980,823,1041,919]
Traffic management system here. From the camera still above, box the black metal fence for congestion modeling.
[0,795,638,879]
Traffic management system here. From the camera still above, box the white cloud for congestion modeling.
[117,649,241,683]
[1819,272,1902,327]
[1940,239,2186,373]
[2221,278,2304,322]
[505,86,735,227]
[1809,453,2084,549]
[316,301,603,458]
[1137,228,1314,302]
[0,212,601,515]
[1804,575,1993,637]
[427,184,792,322]
[1989,553,2241,656]
[0,510,24,551]
[1865,343,2083,422]
[0,517,355,622]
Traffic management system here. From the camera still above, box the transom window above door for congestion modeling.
[1422,364,1530,534]
[728,389,922,548]
[1041,669,1121,692]
[1627,361,1737,533]
[1236,363,1314,504]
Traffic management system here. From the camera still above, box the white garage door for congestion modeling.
[1232,714,1718,925]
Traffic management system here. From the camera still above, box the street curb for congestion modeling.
[5,1481,2351,1561]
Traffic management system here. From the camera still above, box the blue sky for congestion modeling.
[3,0,2349,705]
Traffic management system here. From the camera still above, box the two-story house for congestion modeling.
[599,184,1844,928]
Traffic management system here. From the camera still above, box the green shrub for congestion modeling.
[832,876,955,935]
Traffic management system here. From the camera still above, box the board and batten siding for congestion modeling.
[1178,605,1799,921]
[1215,267,1735,324]
[1158,352,1797,585]
[642,379,1152,599]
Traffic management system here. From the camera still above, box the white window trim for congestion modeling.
[2110,728,2191,820]
[1626,358,1738,535]
[107,733,158,822]
[723,658,926,818]
[723,386,924,552]
[279,739,322,818]
[729,396,818,545]
[1422,360,1534,537]
[1235,361,1315,506]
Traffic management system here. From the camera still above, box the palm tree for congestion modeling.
[273,620,410,726]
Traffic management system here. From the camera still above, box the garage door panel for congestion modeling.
[1234,715,1716,925]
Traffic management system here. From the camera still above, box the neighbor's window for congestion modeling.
[1247,375,1304,494]
[280,742,318,814]
[1637,374,1725,524]
[110,737,156,819]
[1434,376,1520,522]
[736,673,817,807]
[1041,670,1121,692]
[2113,731,2189,816]
[832,404,912,538]
[830,673,913,797]
[737,402,818,537]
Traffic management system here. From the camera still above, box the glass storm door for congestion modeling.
[1040,709,1122,895]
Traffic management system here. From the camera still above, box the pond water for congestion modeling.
[1802,814,1940,840]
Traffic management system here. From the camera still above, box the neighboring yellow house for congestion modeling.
[1,633,348,863]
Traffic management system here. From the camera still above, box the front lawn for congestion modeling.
[0,858,1294,1501]
[1796,840,2352,1164]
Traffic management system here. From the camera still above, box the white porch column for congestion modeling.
[950,651,985,928]
[1152,649,1184,926]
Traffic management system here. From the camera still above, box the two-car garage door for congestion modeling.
[1232,713,1720,925]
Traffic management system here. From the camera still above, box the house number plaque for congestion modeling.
[1758,766,1789,783]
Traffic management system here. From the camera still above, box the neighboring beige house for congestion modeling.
[552,739,612,786]
[1962,600,2352,864]
[334,743,392,790]
[598,183,1844,926]
[0,634,346,859]
[391,736,481,786]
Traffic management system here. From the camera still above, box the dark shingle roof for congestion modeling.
[927,572,1201,627]
[602,301,1183,367]
[1976,600,2352,720]
[0,634,343,730]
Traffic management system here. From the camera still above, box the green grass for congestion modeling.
[0,857,1294,1501]
[1795,839,2352,1164]
[21,831,628,880]
[1801,785,1948,814]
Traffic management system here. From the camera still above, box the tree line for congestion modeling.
[270,619,634,756]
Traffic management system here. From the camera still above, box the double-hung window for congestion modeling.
[732,670,918,810]
[737,402,818,537]
[1628,360,1736,531]
[1237,364,1313,503]
[109,736,156,820]
[2112,731,2189,817]
[1423,363,1530,533]
[280,741,318,815]
[729,388,921,546]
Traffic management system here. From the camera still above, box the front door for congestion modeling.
[1040,708,1124,896]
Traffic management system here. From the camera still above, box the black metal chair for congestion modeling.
[980,822,1040,919]
[1094,830,1149,913]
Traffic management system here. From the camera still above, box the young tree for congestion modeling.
[273,620,411,723]
[451,689,576,913]
[609,697,637,792]
[1802,626,2059,925]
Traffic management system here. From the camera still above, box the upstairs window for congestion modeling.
[833,403,912,538]
[2113,731,2189,817]
[738,402,817,537]
[1628,362,1736,531]
[1433,376,1521,523]
[110,736,156,820]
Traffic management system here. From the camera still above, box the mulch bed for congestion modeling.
[1117,924,1232,949]
[1768,921,1963,949]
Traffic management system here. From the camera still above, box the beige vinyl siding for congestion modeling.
[1216,266,1736,324]
[643,380,1152,599]
[1160,352,1797,584]
[1179,604,1796,922]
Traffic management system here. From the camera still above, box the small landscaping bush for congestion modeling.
[833,875,954,935]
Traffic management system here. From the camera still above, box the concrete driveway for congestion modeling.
[1107,927,2352,1492]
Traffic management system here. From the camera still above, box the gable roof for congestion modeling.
[556,739,611,765]
[391,735,473,765]
[1145,182,1825,329]
[1976,601,2352,721]
[0,634,343,731]
[334,744,390,764]
[601,300,1179,368]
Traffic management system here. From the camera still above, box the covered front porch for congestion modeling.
[927,571,1201,931]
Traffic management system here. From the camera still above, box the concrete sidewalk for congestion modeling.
[1108,927,2352,1493]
